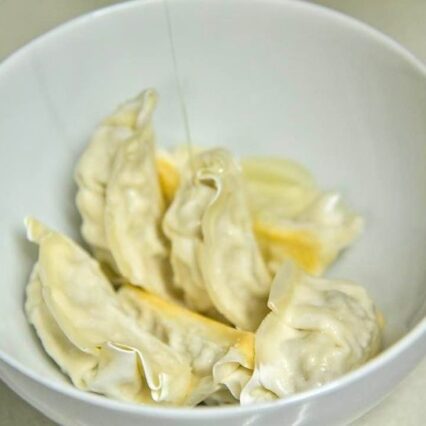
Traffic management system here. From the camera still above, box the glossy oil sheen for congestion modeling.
[0,0,425,425]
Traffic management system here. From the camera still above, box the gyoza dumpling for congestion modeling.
[253,192,363,277]
[24,217,195,405]
[243,157,363,276]
[104,126,177,300]
[155,150,362,277]
[162,159,217,315]
[242,157,318,220]
[118,285,254,400]
[26,266,161,404]
[26,266,98,389]
[163,148,271,330]
[75,90,157,266]
[25,217,254,405]
[75,90,177,301]
[240,262,382,404]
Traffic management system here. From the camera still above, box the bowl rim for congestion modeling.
[0,0,425,418]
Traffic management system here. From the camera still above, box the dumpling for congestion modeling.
[25,217,194,405]
[162,160,217,314]
[25,217,254,405]
[104,126,177,300]
[25,265,98,390]
[118,285,254,400]
[75,89,177,301]
[26,268,161,403]
[75,90,157,266]
[253,192,363,276]
[242,157,363,276]
[242,156,318,220]
[240,261,382,404]
[199,150,272,330]
[155,151,362,277]
[163,148,271,330]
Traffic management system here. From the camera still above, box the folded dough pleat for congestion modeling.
[104,127,177,300]
[75,90,157,261]
[25,217,256,405]
[25,266,98,390]
[163,148,271,330]
[242,157,363,276]
[156,152,363,277]
[118,285,254,401]
[26,269,157,403]
[75,89,177,301]
[240,261,382,404]
[25,217,193,406]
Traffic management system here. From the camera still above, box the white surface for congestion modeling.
[0,0,425,425]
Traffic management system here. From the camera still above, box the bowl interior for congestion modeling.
[0,0,425,394]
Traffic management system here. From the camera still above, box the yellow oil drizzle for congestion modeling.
[163,0,195,174]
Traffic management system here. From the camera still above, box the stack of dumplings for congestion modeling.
[25,89,382,407]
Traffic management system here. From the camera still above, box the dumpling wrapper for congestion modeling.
[240,262,382,404]
[118,285,254,400]
[104,125,177,300]
[243,157,363,276]
[242,157,318,220]
[162,162,217,315]
[26,266,98,389]
[75,89,177,301]
[25,217,252,405]
[156,151,363,277]
[75,90,156,262]
[163,148,271,330]
[24,217,202,406]
[26,269,157,403]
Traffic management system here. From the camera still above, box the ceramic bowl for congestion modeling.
[0,0,425,425]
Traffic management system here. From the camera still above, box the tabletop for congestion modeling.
[0,1,425,425]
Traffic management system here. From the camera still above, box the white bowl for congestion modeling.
[0,0,425,425]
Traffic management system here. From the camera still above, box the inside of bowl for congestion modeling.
[0,0,425,386]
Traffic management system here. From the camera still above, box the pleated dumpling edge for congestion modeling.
[240,261,382,404]
[163,148,271,330]
[24,217,256,406]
